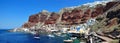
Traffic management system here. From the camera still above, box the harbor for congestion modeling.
[8,0,120,43]
[11,17,120,43]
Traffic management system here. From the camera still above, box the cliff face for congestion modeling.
[61,9,84,24]
[45,12,60,24]
[22,1,120,29]
[22,11,49,28]
[106,9,120,28]
[104,2,119,12]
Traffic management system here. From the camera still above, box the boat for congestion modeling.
[63,39,73,43]
[32,31,40,39]
[34,36,40,39]
[48,34,55,37]
[34,33,40,39]
[34,34,40,39]
[71,37,77,40]
[55,32,61,36]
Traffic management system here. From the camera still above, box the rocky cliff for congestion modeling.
[22,1,120,31]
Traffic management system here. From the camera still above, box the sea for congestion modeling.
[0,29,81,43]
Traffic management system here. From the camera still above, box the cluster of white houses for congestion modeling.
[13,18,96,35]
[38,18,96,34]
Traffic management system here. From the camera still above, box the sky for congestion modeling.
[0,0,102,29]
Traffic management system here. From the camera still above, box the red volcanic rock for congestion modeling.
[45,13,60,24]
[81,16,88,23]
[39,14,47,22]
[50,13,60,20]
[22,22,36,28]
[23,11,49,28]
[61,9,84,24]
[81,9,91,23]
[84,9,91,15]
[91,4,104,18]
[45,20,55,24]
[91,2,119,18]
[81,18,87,24]
[28,14,39,23]
[83,9,91,17]
[95,4,104,14]
[71,9,83,18]
[91,11,98,18]
[62,12,70,20]
[28,12,48,23]
[71,9,82,14]
[104,2,119,12]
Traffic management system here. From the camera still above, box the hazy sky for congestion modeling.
[0,0,98,29]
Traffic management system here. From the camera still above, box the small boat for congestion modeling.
[33,31,40,39]
[55,32,61,36]
[48,34,55,37]
[34,36,40,39]
[34,34,40,39]
[71,37,77,40]
[63,39,73,43]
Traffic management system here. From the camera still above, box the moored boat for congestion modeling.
[64,39,73,43]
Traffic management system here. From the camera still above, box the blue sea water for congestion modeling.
[0,29,64,43]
